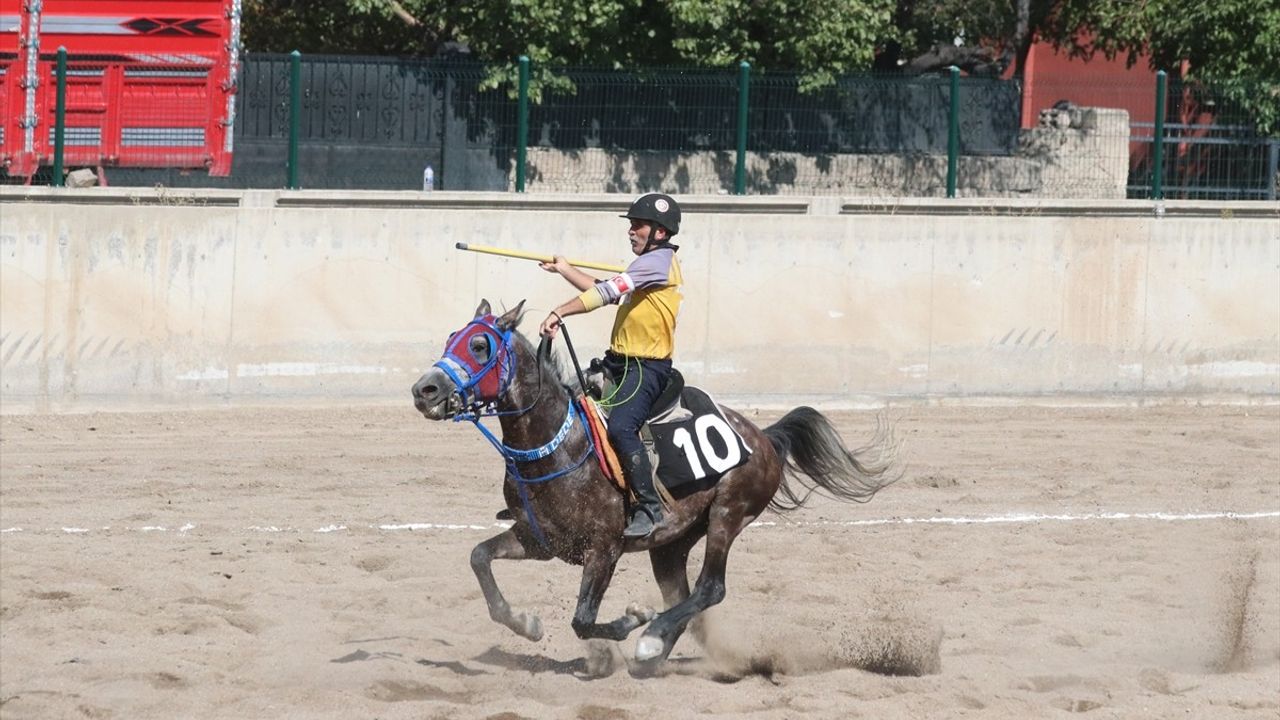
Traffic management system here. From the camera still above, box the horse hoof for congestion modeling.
[635,636,665,662]
[519,614,544,641]
[625,603,655,623]
[628,656,664,679]
[584,640,621,678]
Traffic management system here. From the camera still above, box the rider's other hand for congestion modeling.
[539,313,561,338]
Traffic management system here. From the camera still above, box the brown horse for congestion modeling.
[411,299,898,672]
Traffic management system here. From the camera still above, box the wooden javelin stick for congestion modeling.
[454,242,625,273]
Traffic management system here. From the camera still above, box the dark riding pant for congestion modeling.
[601,351,671,457]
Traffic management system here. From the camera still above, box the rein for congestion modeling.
[558,321,593,399]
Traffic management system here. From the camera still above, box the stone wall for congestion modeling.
[521,107,1131,199]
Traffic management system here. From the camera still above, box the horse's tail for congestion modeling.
[763,407,901,512]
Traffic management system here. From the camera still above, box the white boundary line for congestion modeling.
[2,510,1277,536]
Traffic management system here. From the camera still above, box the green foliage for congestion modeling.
[1151,1,1279,136]
[1049,0,1280,135]
[666,0,896,90]
[894,0,1027,57]
[240,0,424,55]
[892,0,1279,133]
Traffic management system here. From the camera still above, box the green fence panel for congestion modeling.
[24,51,1272,200]
[518,65,739,194]
[1146,75,1277,200]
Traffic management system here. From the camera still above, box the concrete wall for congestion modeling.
[1,187,1277,411]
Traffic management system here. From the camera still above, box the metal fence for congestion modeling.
[1030,70,1279,201]
[9,52,1278,200]
[516,63,1022,196]
[1142,77,1277,200]
[236,52,448,190]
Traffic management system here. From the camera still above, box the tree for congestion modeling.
[886,0,1277,132]
[240,0,426,55]
[1048,0,1280,134]
[876,0,1041,76]
[329,0,898,94]
[869,0,1279,133]
[664,0,897,89]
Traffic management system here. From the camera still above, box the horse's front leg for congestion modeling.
[471,529,551,640]
[570,544,655,641]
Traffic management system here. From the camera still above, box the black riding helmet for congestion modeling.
[620,193,680,237]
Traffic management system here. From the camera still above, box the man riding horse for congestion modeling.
[411,204,898,665]
[537,193,683,539]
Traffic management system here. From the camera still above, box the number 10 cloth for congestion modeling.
[646,387,753,491]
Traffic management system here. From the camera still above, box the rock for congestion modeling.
[66,168,98,188]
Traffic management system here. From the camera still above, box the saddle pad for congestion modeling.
[577,395,625,491]
[647,386,753,491]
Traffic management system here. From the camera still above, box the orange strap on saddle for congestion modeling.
[576,395,626,492]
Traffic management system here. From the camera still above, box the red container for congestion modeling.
[1,0,240,178]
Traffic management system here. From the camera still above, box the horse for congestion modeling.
[411,299,899,672]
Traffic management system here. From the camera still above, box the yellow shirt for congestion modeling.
[577,246,682,360]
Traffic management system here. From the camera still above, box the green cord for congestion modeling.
[598,356,643,409]
[598,359,628,406]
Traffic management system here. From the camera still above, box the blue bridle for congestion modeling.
[432,317,594,547]
[432,316,517,418]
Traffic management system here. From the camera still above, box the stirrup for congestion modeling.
[496,508,514,521]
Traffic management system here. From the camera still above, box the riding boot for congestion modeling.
[621,449,664,539]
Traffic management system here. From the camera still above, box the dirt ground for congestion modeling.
[1,403,1278,719]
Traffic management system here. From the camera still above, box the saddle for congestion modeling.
[648,368,685,421]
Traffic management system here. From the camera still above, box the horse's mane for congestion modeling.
[510,327,576,392]
[486,302,576,392]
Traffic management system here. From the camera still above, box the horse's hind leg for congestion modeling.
[570,545,654,641]
[635,519,738,663]
[649,529,701,609]
[471,530,551,641]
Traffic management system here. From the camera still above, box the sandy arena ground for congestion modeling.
[1,403,1277,719]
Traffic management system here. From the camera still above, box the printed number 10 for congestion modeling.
[671,415,742,479]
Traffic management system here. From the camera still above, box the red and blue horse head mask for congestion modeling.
[432,300,524,412]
